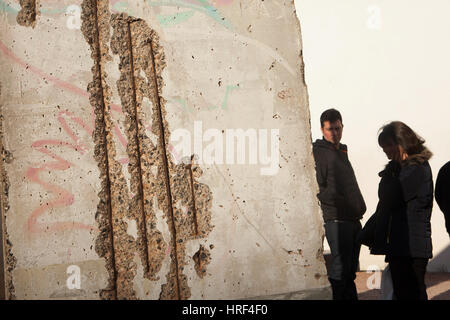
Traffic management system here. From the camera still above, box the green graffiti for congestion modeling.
[0,0,17,14]
[208,85,239,111]
[0,0,231,29]
[0,0,132,15]
[173,85,239,113]
[173,98,193,113]
[113,1,133,15]
[221,85,239,110]
[146,0,232,30]
[158,10,195,27]
[0,0,67,14]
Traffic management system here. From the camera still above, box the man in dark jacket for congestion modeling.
[312,108,366,300]
[435,161,450,236]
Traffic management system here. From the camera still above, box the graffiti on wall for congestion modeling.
[0,0,297,237]
[0,0,234,29]
[0,37,238,235]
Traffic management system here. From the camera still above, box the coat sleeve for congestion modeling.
[435,163,450,235]
[313,147,327,191]
[436,164,450,210]
[312,146,344,207]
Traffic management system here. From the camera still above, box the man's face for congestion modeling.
[321,120,343,146]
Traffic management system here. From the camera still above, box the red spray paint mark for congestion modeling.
[25,111,97,234]
[0,40,127,146]
[0,40,184,235]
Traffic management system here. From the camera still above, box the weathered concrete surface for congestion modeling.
[0,0,330,299]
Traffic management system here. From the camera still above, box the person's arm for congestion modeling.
[313,148,328,192]
[312,148,343,207]
[436,164,450,235]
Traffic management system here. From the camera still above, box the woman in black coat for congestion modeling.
[362,121,433,300]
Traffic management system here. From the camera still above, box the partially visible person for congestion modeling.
[371,121,433,300]
[312,108,366,300]
[435,161,450,236]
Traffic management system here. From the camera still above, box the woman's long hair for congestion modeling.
[378,121,428,156]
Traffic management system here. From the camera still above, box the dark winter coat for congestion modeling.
[360,161,403,255]
[361,149,434,259]
[312,139,366,222]
[435,161,450,235]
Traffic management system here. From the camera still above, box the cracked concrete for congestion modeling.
[0,0,330,300]
[110,13,215,300]
[0,84,17,300]
[193,245,211,279]
[16,0,38,28]
[82,0,142,300]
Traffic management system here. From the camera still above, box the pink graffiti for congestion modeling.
[0,40,126,234]
[0,40,182,236]
[213,0,234,6]
[0,39,128,153]
[26,111,97,234]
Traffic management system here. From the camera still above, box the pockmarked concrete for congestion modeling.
[0,0,330,299]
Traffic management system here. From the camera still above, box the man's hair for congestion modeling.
[378,121,427,156]
[320,108,342,128]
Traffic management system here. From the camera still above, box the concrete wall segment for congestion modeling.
[0,0,330,299]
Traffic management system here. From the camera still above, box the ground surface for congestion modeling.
[355,272,450,300]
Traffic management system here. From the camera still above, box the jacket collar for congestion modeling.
[379,148,432,177]
[315,138,347,152]
[402,147,433,166]
[379,160,401,177]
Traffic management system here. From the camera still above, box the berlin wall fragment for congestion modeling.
[0,0,330,300]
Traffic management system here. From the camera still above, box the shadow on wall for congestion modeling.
[358,289,380,300]
[432,290,450,300]
[425,272,450,300]
[323,252,361,274]
[325,244,450,273]
[428,244,450,272]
